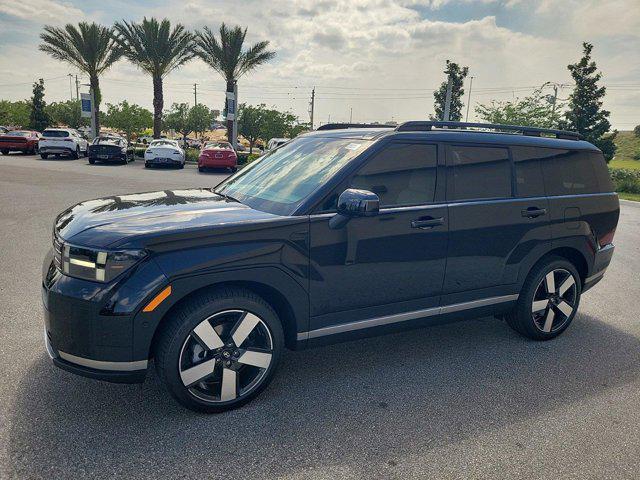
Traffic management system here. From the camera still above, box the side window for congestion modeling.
[540,149,599,195]
[350,143,437,207]
[448,146,511,201]
[590,152,614,193]
[512,146,546,198]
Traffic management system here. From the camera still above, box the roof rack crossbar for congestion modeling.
[316,123,396,131]
[395,121,580,140]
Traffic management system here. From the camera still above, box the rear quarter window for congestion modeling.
[590,152,614,192]
[540,149,599,195]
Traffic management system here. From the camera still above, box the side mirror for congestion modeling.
[329,189,380,229]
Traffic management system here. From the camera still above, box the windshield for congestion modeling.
[42,130,70,138]
[215,136,369,215]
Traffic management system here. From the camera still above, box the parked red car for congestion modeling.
[198,141,238,172]
[0,130,41,155]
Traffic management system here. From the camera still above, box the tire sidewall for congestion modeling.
[159,293,284,413]
[517,257,582,340]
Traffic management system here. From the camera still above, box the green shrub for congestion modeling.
[185,148,200,163]
[609,168,640,194]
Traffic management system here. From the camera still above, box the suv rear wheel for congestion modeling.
[72,146,80,159]
[506,256,581,340]
[155,288,284,413]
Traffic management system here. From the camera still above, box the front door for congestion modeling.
[309,141,448,332]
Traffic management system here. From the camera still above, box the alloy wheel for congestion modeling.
[531,268,577,333]
[178,310,273,404]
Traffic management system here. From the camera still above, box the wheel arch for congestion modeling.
[520,245,589,289]
[143,270,308,360]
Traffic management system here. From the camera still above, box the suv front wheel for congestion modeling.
[506,256,581,340]
[155,288,284,413]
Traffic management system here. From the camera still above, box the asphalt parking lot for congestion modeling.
[1,153,639,479]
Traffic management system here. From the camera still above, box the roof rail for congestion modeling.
[316,123,395,131]
[395,121,580,140]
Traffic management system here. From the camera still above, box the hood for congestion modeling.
[55,188,282,248]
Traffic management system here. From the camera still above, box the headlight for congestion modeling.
[58,243,146,282]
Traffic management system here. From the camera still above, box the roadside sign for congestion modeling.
[80,93,92,118]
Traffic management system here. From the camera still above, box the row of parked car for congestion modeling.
[0,127,283,172]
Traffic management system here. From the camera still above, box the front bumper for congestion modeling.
[41,250,158,384]
[583,243,615,292]
[89,151,127,162]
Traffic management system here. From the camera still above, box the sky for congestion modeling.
[0,0,638,130]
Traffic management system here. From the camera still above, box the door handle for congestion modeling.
[411,217,444,229]
[521,207,547,218]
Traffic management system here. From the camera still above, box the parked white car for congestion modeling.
[144,139,185,169]
[39,128,89,159]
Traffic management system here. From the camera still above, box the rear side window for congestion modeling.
[540,149,599,195]
[42,130,70,138]
[512,147,546,198]
[590,152,614,192]
[447,146,511,201]
[350,143,437,207]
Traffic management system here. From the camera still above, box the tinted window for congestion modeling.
[350,143,437,207]
[448,146,511,200]
[42,130,70,138]
[512,147,546,197]
[540,149,598,195]
[590,152,614,192]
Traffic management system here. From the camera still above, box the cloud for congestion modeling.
[0,0,85,24]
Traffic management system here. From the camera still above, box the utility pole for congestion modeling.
[349,107,353,123]
[309,87,315,130]
[465,76,474,122]
[67,74,74,101]
[232,81,238,149]
[193,83,198,106]
[443,74,453,122]
[75,75,80,101]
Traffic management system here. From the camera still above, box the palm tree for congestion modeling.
[39,22,121,135]
[114,18,195,138]
[196,24,275,144]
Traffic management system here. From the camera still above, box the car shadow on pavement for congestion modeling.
[8,313,640,478]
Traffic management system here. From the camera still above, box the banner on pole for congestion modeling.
[226,91,236,120]
[80,93,92,118]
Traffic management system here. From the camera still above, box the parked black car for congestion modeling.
[42,121,619,412]
[88,135,132,165]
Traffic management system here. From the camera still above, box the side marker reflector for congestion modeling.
[143,286,171,312]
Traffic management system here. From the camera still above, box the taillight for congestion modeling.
[598,228,616,248]
[63,138,74,142]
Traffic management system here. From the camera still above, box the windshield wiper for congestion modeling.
[213,189,241,203]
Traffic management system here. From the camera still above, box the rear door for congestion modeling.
[442,144,551,302]
[308,141,448,331]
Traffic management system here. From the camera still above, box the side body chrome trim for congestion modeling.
[58,351,148,371]
[297,294,519,341]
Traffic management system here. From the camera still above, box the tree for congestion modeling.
[475,88,563,128]
[188,104,213,139]
[196,23,275,144]
[633,125,640,138]
[47,100,88,129]
[260,108,297,142]
[433,60,469,121]
[102,101,153,142]
[560,42,616,162]
[29,79,49,131]
[164,103,192,143]
[237,103,264,153]
[40,22,122,135]
[115,18,195,139]
[0,100,31,127]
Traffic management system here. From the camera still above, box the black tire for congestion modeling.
[231,167,238,173]
[88,158,95,164]
[72,146,80,159]
[198,166,204,172]
[155,287,284,413]
[178,163,185,169]
[40,153,48,159]
[506,256,581,340]
[1,149,8,155]
[144,163,150,168]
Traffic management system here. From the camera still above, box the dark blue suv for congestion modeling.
[42,121,619,412]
